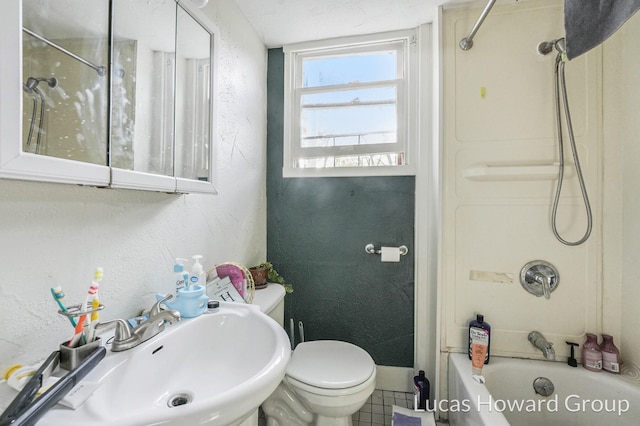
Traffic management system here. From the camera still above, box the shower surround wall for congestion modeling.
[0,0,267,370]
[441,0,605,364]
[608,7,640,374]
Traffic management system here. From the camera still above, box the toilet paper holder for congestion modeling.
[365,244,408,256]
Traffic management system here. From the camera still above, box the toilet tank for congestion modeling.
[251,283,286,327]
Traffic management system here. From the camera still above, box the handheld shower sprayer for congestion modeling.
[537,37,593,246]
[537,38,565,55]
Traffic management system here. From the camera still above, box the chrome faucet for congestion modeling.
[528,331,555,361]
[97,295,181,352]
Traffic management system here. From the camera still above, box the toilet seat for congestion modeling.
[263,340,377,424]
[285,368,376,398]
[286,340,375,390]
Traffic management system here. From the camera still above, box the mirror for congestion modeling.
[22,0,110,166]
[111,0,177,176]
[17,0,214,191]
[175,6,212,182]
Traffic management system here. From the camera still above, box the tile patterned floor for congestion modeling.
[261,388,447,425]
[352,389,413,425]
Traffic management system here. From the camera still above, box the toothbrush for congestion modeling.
[85,267,103,343]
[85,268,103,314]
[67,316,86,348]
[50,287,77,327]
[68,268,102,347]
[87,298,100,343]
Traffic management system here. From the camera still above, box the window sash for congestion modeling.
[294,79,405,159]
[297,152,404,168]
[283,29,417,177]
[295,39,405,79]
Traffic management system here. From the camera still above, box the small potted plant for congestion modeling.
[250,261,293,293]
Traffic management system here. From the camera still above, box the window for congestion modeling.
[283,30,419,177]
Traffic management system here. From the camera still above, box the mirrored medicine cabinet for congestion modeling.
[0,0,217,193]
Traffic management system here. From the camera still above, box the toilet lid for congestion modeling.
[287,341,375,389]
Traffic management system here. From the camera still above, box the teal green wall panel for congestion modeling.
[267,49,415,367]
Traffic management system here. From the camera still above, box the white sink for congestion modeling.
[37,302,291,426]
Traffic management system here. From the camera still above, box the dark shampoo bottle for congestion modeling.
[468,314,491,365]
[413,370,430,410]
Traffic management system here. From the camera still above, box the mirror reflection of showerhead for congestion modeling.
[22,76,56,155]
[25,76,57,90]
[25,77,38,90]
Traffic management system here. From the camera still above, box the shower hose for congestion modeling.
[550,53,593,246]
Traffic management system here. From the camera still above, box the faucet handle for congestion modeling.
[95,319,132,342]
[151,294,174,317]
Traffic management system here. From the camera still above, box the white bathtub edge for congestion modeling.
[447,352,510,426]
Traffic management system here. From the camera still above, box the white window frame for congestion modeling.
[283,29,419,178]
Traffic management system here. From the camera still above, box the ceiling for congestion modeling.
[232,0,468,48]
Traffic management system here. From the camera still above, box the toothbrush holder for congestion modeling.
[60,337,102,371]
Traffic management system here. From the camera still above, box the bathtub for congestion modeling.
[447,352,640,426]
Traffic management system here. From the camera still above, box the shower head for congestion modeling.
[25,76,57,90]
[537,38,566,55]
[538,41,555,55]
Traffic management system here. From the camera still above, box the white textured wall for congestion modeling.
[0,0,267,370]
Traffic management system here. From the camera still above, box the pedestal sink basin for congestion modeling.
[36,302,291,426]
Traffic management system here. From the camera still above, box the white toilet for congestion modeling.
[252,284,377,426]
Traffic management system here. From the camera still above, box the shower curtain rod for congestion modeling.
[459,0,497,50]
[22,27,106,76]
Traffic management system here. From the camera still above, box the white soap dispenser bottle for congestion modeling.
[190,255,206,290]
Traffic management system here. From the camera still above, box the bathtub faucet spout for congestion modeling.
[528,331,555,361]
